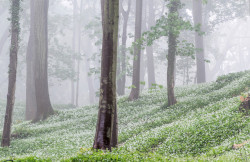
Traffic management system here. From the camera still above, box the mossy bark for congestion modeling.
[93,0,119,150]
[1,0,20,147]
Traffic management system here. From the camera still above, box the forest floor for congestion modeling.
[0,71,249,161]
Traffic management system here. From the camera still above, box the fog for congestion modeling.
[0,0,249,107]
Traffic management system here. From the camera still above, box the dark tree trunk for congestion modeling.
[93,0,119,150]
[167,0,179,107]
[193,0,206,83]
[26,0,37,121]
[32,0,54,122]
[129,0,143,101]
[1,0,20,147]
[0,28,9,56]
[117,0,131,96]
[146,0,156,88]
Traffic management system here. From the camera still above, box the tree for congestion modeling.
[167,0,180,106]
[129,0,143,101]
[1,0,21,147]
[117,0,131,96]
[93,0,119,150]
[193,0,206,83]
[32,0,54,122]
[25,0,36,120]
[146,0,156,88]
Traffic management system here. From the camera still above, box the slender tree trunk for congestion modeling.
[193,0,206,83]
[1,0,20,147]
[146,0,156,88]
[26,0,37,121]
[167,0,179,107]
[0,28,9,56]
[75,0,83,107]
[129,0,143,101]
[117,0,131,96]
[32,0,54,122]
[93,0,119,150]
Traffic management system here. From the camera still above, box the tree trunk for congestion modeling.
[75,0,83,107]
[146,0,156,88]
[193,0,206,83]
[32,0,54,122]
[1,0,20,147]
[167,0,179,107]
[117,0,131,96]
[93,0,119,150]
[26,0,37,120]
[129,0,143,101]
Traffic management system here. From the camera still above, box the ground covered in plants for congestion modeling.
[0,71,249,161]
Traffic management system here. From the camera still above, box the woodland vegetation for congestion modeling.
[0,0,249,161]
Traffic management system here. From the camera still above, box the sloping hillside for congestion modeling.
[0,71,249,161]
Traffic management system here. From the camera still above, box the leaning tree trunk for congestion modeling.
[129,0,143,101]
[93,0,119,150]
[167,0,179,107]
[26,0,37,121]
[193,0,206,83]
[32,0,54,122]
[1,0,20,147]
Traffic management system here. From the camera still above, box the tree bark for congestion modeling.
[1,0,20,147]
[117,0,131,96]
[193,0,206,83]
[26,0,37,120]
[93,0,119,150]
[167,0,179,107]
[129,0,143,101]
[146,0,156,88]
[32,0,54,122]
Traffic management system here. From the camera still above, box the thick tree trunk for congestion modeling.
[193,0,206,83]
[26,0,37,121]
[93,0,119,150]
[117,0,131,96]
[32,0,54,122]
[129,0,143,101]
[167,0,179,107]
[146,0,156,88]
[1,0,20,147]
[0,28,9,56]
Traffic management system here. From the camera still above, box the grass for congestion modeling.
[0,71,249,161]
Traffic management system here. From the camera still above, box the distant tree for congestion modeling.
[1,0,21,147]
[93,0,119,150]
[146,0,156,88]
[26,0,36,120]
[117,0,131,96]
[193,0,206,83]
[129,0,143,101]
[32,0,54,122]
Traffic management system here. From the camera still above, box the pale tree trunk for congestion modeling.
[146,0,156,88]
[71,0,77,106]
[117,0,131,96]
[1,0,20,147]
[93,0,119,150]
[26,0,36,120]
[193,0,206,83]
[75,0,83,107]
[0,28,9,56]
[32,0,54,122]
[129,0,143,101]
[167,0,179,107]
